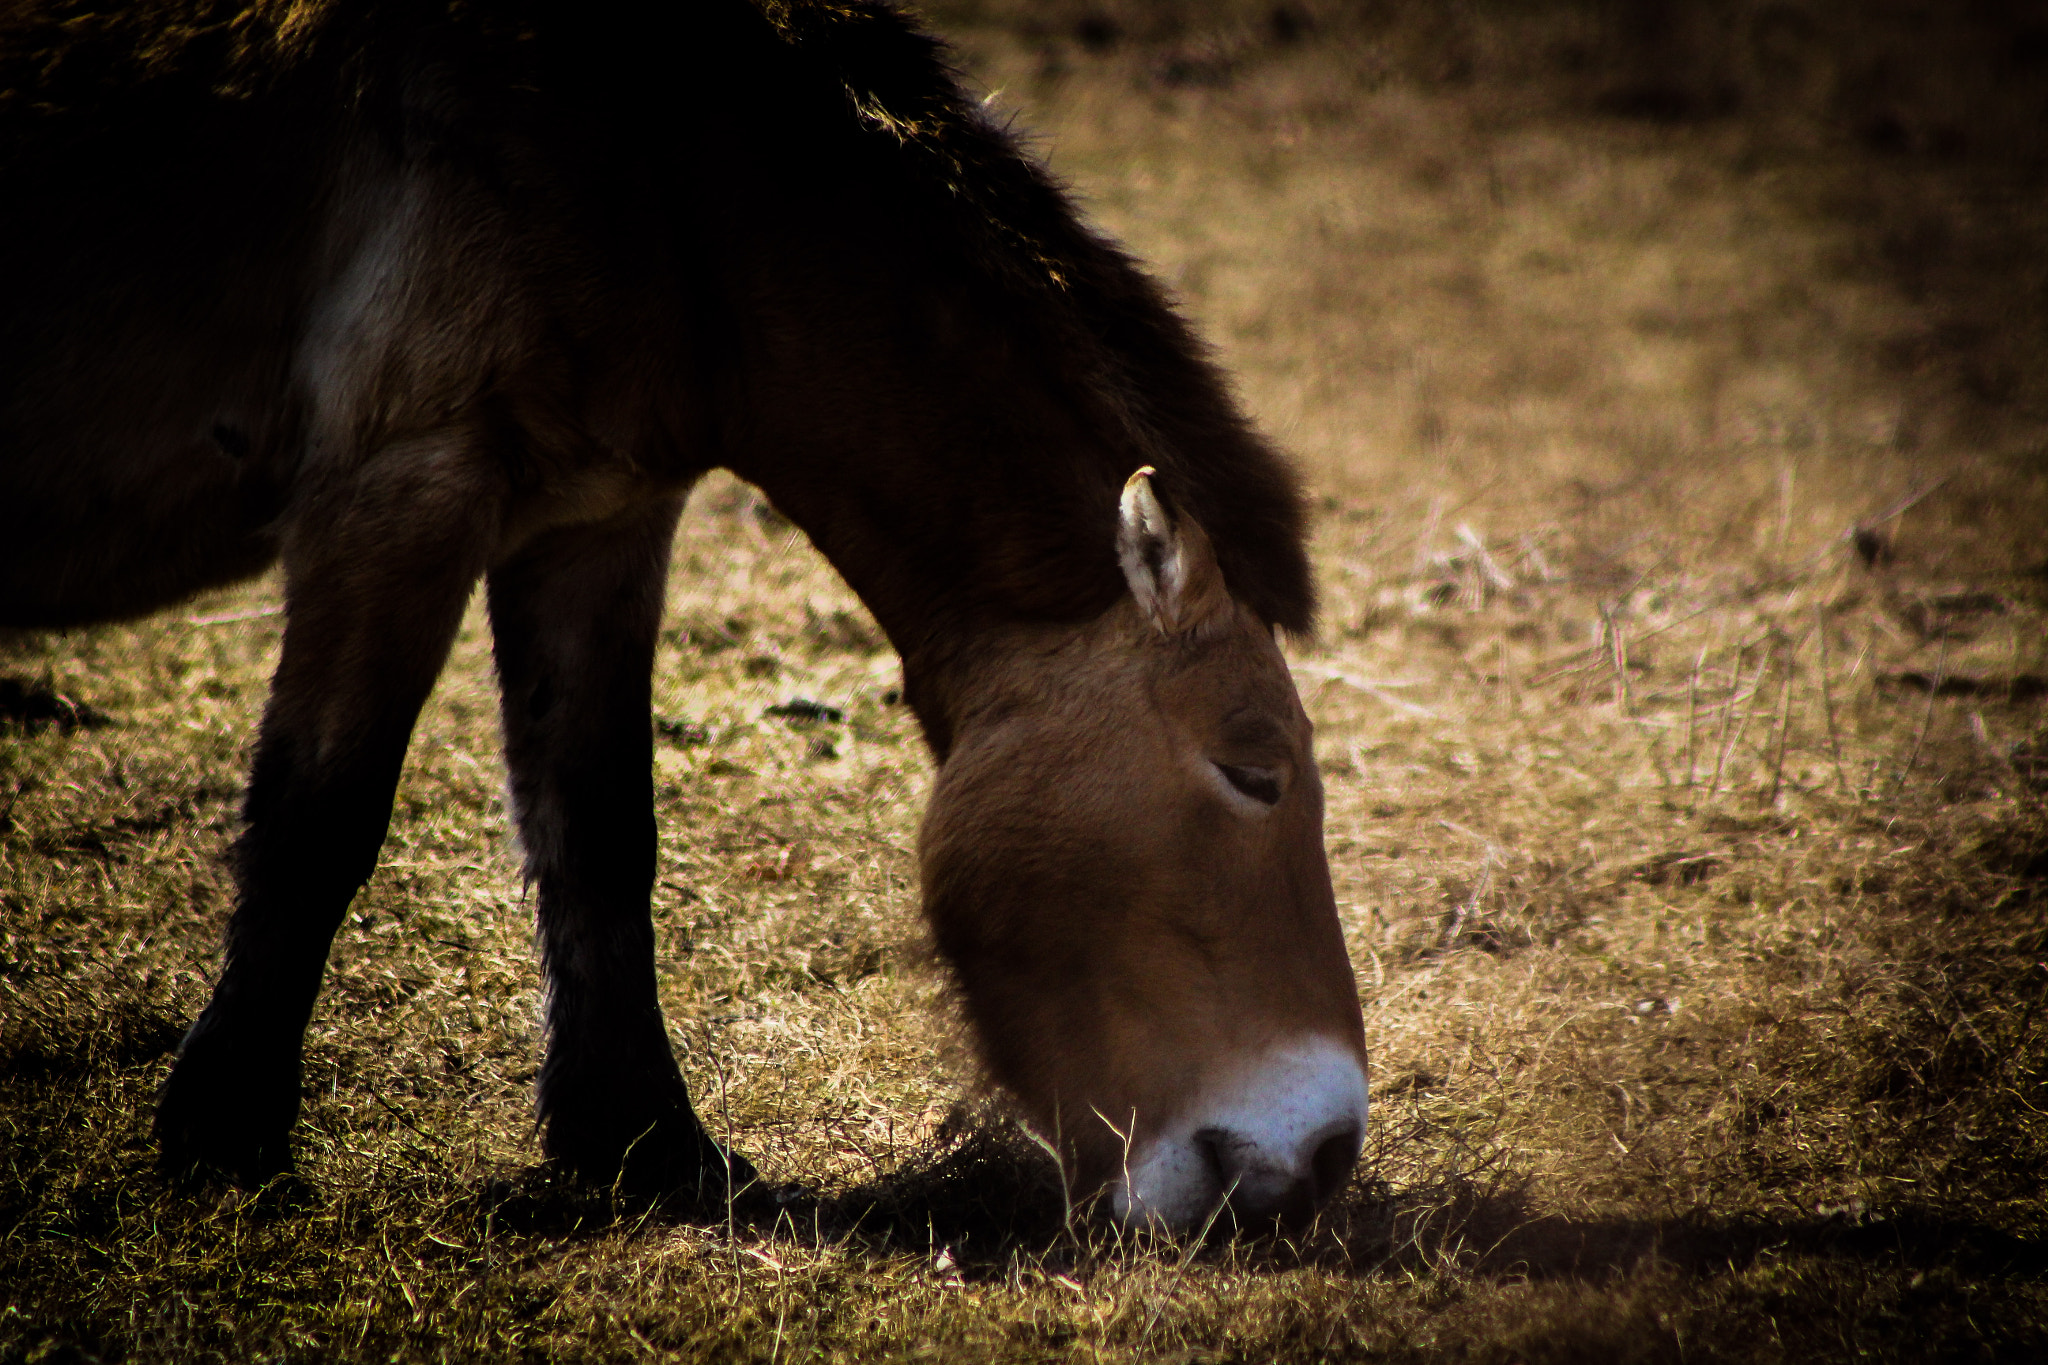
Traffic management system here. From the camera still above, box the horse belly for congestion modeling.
[0,417,290,629]
[0,250,299,629]
[0,87,335,628]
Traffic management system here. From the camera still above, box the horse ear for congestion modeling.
[1117,467,1228,635]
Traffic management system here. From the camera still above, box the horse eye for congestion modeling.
[1215,762,1282,806]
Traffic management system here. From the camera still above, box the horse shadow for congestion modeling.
[468,1109,2048,1288]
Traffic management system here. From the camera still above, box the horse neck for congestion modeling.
[691,20,1310,756]
[714,256,1140,756]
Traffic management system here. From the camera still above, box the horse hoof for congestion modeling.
[154,1025,301,1188]
[616,1131,761,1208]
[547,1111,759,1208]
[155,1102,295,1188]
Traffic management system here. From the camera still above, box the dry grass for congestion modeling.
[5,2,2047,1360]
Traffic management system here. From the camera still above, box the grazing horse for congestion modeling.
[0,0,1369,1229]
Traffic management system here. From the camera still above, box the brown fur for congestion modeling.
[922,522,1363,1196]
[0,0,1349,1206]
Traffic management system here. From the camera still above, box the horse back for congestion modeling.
[0,1,706,628]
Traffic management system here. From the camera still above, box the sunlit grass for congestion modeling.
[6,3,2047,1360]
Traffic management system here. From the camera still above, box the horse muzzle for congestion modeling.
[1109,1035,1368,1232]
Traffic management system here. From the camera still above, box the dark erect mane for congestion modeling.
[757,2,1316,635]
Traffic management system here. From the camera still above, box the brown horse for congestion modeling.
[0,0,1368,1229]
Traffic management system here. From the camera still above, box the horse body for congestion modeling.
[0,0,1367,1228]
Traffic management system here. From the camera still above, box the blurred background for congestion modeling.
[924,0,2048,579]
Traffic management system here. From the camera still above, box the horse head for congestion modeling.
[921,469,1368,1230]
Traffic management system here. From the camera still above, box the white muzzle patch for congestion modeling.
[1110,1035,1369,1231]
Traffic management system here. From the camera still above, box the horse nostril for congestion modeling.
[1310,1125,1361,1201]
[1192,1127,1232,1188]
[1116,1040,1368,1230]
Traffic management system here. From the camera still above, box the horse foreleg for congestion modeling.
[486,494,750,1201]
[156,437,504,1184]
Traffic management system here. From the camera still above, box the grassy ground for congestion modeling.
[5,2,2047,1360]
